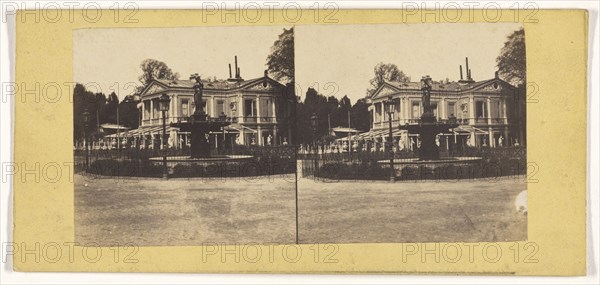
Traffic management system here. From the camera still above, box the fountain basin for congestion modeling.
[378,157,482,178]
[149,155,253,163]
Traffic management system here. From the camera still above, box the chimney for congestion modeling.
[459,65,463,80]
[468,69,472,80]
[465,57,470,80]
[264,69,268,78]
[495,70,499,78]
[228,64,232,78]
[234,56,239,78]
[237,67,241,79]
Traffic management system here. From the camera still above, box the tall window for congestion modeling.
[216,100,225,116]
[260,98,269,118]
[144,101,151,119]
[447,102,455,117]
[431,102,438,118]
[412,102,420,118]
[375,103,382,122]
[181,99,189,117]
[491,101,500,118]
[244,99,256,117]
[476,101,486,118]
[152,99,159,119]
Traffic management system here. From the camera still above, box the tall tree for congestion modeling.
[350,99,370,132]
[118,96,141,129]
[73,84,107,143]
[367,62,410,96]
[266,27,294,83]
[137,59,180,90]
[496,28,526,86]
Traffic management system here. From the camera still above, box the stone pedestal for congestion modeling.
[399,112,458,161]
[172,112,231,158]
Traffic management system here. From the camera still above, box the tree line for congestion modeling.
[73,84,140,144]
[73,26,524,146]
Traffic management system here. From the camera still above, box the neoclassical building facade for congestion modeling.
[363,73,524,151]
[127,71,294,149]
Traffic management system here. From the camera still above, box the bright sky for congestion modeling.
[73,25,290,99]
[295,23,522,103]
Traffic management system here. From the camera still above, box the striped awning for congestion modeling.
[454,125,489,135]
[104,126,180,138]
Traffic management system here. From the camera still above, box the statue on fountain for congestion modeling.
[399,75,458,161]
[170,72,231,158]
[421,75,434,121]
[191,74,207,120]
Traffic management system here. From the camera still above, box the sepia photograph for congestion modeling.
[72,23,527,246]
[5,3,594,279]
[294,23,527,243]
[72,26,298,246]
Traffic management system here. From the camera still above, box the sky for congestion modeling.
[295,23,522,103]
[73,25,290,100]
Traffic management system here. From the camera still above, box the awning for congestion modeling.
[100,123,129,130]
[336,128,408,141]
[454,125,489,135]
[105,126,180,138]
[241,125,258,133]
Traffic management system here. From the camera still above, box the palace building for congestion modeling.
[123,58,295,149]
[359,59,525,151]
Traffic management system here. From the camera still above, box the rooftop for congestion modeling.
[155,76,269,90]
[383,78,497,92]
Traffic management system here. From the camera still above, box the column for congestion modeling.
[211,96,216,117]
[174,94,179,119]
[239,130,245,146]
[273,126,278,146]
[439,97,444,119]
[272,98,276,122]
[402,97,408,123]
[169,95,175,123]
[371,105,376,129]
[468,96,475,125]
[257,126,262,145]
[486,98,492,125]
[150,99,154,124]
[256,95,261,122]
[502,98,508,124]
[379,102,384,128]
[238,94,243,123]
[141,100,145,124]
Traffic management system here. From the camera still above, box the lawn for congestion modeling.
[75,174,526,246]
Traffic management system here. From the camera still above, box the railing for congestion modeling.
[74,145,297,178]
[142,118,161,125]
[241,116,276,123]
[299,146,527,180]
[372,117,506,127]
[143,116,239,126]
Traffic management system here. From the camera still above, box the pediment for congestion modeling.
[241,78,283,92]
[471,78,515,93]
[141,81,168,96]
[372,84,401,98]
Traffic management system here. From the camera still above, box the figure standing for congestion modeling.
[421,75,433,115]
[191,74,204,116]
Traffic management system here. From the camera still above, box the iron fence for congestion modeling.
[74,145,297,178]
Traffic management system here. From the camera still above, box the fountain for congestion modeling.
[400,75,459,161]
[172,74,233,158]
[150,74,252,168]
[379,75,481,177]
